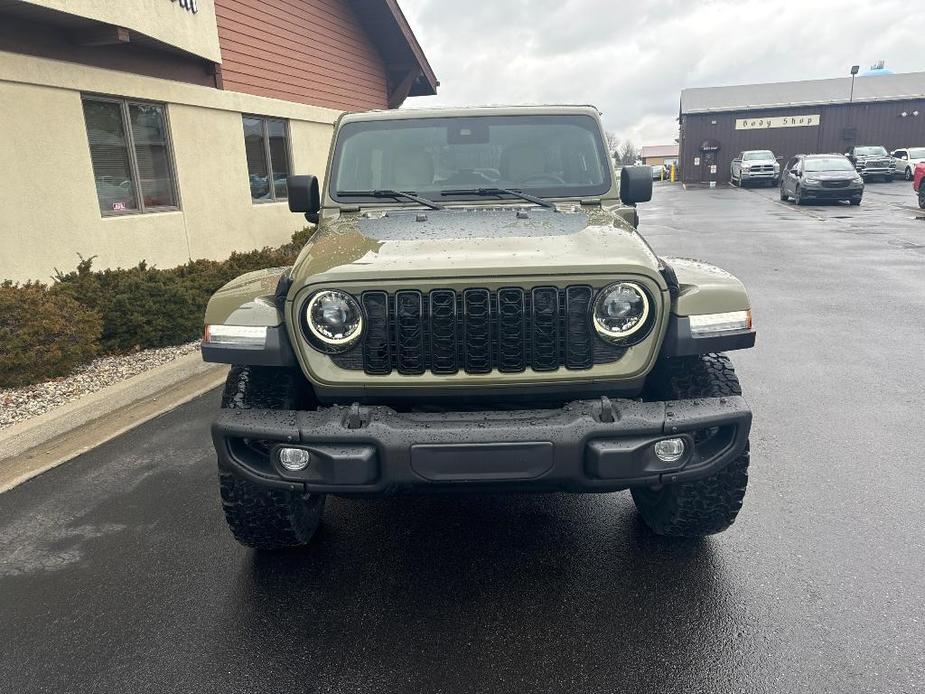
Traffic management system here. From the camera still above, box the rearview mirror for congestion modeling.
[620,166,653,204]
[287,174,321,223]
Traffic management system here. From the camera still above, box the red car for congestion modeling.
[915,162,925,208]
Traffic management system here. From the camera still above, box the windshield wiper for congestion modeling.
[337,189,443,210]
[439,187,557,209]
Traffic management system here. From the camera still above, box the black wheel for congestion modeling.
[904,167,913,181]
[632,354,750,537]
[919,185,925,210]
[850,196,862,206]
[218,366,325,551]
[779,185,788,201]
[794,185,805,205]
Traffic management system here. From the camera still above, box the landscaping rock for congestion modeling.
[0,341,201,429]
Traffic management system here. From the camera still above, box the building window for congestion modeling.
[82,96,179,215]
[243,115,291,202]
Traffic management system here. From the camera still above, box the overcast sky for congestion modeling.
[400,0,923,147]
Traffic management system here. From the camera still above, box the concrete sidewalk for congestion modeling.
[0,352,227,492]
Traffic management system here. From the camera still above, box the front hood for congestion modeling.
[288,206,663,287]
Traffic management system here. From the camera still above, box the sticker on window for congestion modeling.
[112,202,126,211]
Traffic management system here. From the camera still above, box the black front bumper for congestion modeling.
[213,396,751,496]
[803,186,863,199]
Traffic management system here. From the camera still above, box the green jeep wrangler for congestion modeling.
[202,106,755,550]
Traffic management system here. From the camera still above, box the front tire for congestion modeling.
[218,366,325,551]
[904,167,913,181]
[779,185,788,201]
[919,185,925,210]
[632,354,750,537]
[794,185,805,205]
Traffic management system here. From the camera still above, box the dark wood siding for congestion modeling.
[214,0,389,111]
[680,98,925,184]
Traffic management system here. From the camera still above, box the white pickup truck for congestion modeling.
[730,150,780,187]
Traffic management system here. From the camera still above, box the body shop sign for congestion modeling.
[735,114,820,130]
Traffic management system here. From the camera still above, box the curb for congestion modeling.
[0,352,228,493]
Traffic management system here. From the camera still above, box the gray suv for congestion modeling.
[730,150,780,186]
[780,154,864,205]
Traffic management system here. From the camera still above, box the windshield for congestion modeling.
[743,151,774,161]
[805,157,854,172]
[329,115,611,203]
[854,146,888,157]
[907,148,925,158]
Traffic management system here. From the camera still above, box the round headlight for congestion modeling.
[303,290,363,352]
[592,282,651,343]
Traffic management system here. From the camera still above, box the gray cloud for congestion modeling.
[401,0,923,146]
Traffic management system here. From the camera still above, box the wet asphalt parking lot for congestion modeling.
[2,180,924,693]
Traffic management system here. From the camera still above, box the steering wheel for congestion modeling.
[518,173,567,185]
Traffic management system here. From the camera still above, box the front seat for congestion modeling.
[500,144,547,183]
[391,147,435,190]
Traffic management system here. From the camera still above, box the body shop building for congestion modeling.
[678,72,925,186]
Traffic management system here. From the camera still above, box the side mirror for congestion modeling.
[620,166,653,204]
[790,167,800,176]
[287,174,321,223]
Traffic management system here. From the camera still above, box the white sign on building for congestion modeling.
[735,114,820,130]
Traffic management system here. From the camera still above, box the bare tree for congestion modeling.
[617,141,640,166]
[604,131,621,163]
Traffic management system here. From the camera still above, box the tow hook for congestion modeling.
[344,403,369,430]
[597,396,618,423]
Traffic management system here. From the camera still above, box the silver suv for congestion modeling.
[730,150,780,187]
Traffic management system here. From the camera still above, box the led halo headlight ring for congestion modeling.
[591,281,653,346]
[301,289,364,354]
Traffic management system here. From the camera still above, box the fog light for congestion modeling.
[654,438,686,464]
[278,447,312,471]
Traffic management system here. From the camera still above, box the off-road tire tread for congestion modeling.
[218,365,324,551]
[219,472,324,550]
[633,354,750,537]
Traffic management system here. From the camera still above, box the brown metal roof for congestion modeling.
[640,144,678,158]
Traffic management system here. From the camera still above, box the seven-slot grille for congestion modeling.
[332,286,629,376]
